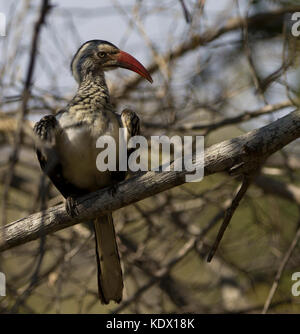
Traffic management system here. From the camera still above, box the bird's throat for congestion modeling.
[69,71,111,111]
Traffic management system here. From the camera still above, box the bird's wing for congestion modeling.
[119,108,140,139]
[33,114,85,199]
[111,108,141,183]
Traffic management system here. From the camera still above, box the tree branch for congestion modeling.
[0,108,299,252]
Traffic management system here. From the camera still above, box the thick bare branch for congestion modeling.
[0,108,299,252]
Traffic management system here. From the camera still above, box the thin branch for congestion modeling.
[207,174,253,262]
[262,219,300,314]
[1,0,51,225]
[179,0,192,23]
[237,0,267,104]
[143,100,294,132]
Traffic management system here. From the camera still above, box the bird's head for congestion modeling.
[71,40,153,84]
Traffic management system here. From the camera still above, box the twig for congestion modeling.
[237,0,267,104]
[262,218,300,314]
[143,100,294,132]
[207,175,253,262]
[113,0,170,81]
[179,0,192,23]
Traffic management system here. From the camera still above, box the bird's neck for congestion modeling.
[69,71,111,109]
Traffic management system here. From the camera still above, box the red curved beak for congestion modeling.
[117,50,153,83]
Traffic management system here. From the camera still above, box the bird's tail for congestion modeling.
[93,213,123,304]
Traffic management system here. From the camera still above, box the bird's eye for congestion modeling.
[98,52,106,58]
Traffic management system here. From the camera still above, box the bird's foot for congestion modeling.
[65,196,79,217]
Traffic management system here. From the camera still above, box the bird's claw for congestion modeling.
[65,196,79,217]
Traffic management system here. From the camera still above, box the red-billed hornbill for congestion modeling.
[34,40,152,304]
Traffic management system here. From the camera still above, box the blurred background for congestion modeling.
[0,0,300,313]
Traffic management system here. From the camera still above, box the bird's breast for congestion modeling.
[55,110,120,192]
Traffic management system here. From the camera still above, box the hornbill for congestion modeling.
[33,40,152,304]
